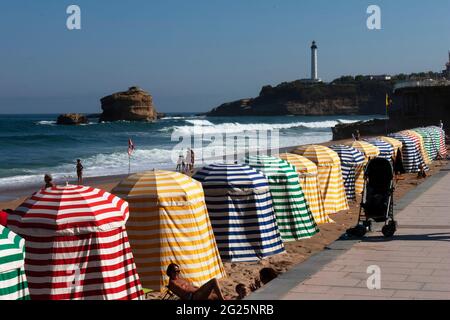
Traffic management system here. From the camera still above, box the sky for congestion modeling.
[0,0,449,114]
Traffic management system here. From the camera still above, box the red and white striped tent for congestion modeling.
[7,185,144,300]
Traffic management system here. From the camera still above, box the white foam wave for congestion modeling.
[168,119,359,135]
[37,120,56,125]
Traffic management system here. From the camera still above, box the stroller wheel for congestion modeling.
[347,225,367,238]
[382,222,396,238]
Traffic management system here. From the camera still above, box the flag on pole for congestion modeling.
[128,138,135,156]
[386,93,392,110]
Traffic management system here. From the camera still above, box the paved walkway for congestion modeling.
[250,166,450,300]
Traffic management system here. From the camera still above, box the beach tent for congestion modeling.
[346,141,380,195]
[329,145,366,200]
[389,133,423,173]
[112,170,226,291]
[0,225,30,300]
[278,153,332,224]
[364,139,395,161]
[399,130,431,166]
[244,156,319,241]
[379,136,403,159]
[424,126,446,158]
[192,163,285,262]
[8,185,144,300]
[412,128,437,161]
[293,145,349,214]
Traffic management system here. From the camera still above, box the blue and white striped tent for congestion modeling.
[193,163,285,262]
[389,133,423,173]
[329,145,365,200]
[364,139,395,161]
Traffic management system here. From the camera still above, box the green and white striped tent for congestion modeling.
[245,156,319,241]
[0,225,30,300]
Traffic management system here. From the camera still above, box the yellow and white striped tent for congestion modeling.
[292,145,349,215]
[279,153,333,224]
[378,136,403,158]
[113,170,226,292]
[347,141,380,195]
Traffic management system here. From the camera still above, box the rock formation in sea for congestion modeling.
[206,78,393,117]
[99,86,158,122]
[56,113,88,125]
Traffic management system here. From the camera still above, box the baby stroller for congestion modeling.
[347,157,397,238]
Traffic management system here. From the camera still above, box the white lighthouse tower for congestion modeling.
[311,41,318,81]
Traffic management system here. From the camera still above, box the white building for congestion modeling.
[311,41,318,81]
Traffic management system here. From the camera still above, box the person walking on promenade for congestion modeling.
[44,174,55,189]
[76,159,84,185]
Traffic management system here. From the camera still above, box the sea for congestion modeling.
[0,113,378,192]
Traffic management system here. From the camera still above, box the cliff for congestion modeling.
[207,79,393,116]
[99,86,158,122]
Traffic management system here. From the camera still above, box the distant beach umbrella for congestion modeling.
[329,145,366,200]
[278,153,333,224]
[413,128,437,161]
[0,225,30,300]
[364,139,395,161]
[389,133,423,173]
[113,170,225,291]
[399,130,431,166]
[378,136,403,159]
[8,185,144,300]
[244,156,319,241]
[292,145,349,215]
[193,163,285,262]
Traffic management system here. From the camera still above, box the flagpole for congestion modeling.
[128,154,131,175]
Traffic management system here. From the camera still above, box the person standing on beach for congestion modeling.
[190,149,195,171]
[44,174,55,189]
[76,159,84,185]
[176,154,184,172]
[185,148,192,173]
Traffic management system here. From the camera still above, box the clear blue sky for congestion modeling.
[0,0,449,114]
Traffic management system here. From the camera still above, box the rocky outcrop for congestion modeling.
[207,80,393,116]
[56,113,88,125]
[99,86,158,122]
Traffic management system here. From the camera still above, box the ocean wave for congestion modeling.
[36,120,57,126]
[167,119,359,135]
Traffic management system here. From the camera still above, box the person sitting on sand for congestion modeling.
[417,163,427,179]
[44,174,55,189]
[250,267,280,292]
[76,159,84,185]
[166,263,225,300]
[235,283,248,300]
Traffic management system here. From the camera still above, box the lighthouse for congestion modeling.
[311,41,318,81]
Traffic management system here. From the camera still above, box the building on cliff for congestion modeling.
[443,51,450,79]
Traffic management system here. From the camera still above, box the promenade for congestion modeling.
[250,165,450,300]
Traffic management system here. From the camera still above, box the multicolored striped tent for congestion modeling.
[293,145,349,214]
[413,128,437,161]
[329,145,366,200]
[193,164,285,262]
[379,136,403,159]
[113,170,226,291]
[399,130,431,166]
[244,156,318,241]
[0,225,30,300]
[278,153,332,224]
[8,185,144,300]
[424,126,446,158]
[364,139,395,161]
[389,133,423,173]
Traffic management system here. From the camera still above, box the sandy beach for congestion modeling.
[2,137,448,300]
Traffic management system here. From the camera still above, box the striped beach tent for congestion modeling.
[425,126,446,158]
[329,145,366,200]
[293,145,349,214]
[399,130,431,166]
[8,185,144,300]
[364,139,395,161]
[379,136,403,159]
[347,141,379,195]
[0,225,30,300]
[389,133,423,173]
[193,164,285,262]
[113,170,226,291]
[414,128,438,161]
[244,156,319,241]
[278,153,332,224]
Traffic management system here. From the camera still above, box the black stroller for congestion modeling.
[347,157,397,238]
